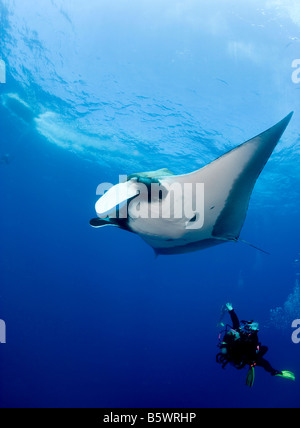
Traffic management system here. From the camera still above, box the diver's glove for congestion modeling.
[225,303,233,312]
[218,303,234,327]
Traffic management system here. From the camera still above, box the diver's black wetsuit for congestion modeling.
[227,309,279,375]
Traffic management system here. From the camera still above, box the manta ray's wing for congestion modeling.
[198,112,293,242]
[136,112,293,254]
[127,168,175,181]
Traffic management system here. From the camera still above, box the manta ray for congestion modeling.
[90,113,293,255]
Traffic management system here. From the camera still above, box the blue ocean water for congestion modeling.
[0,0,300,408]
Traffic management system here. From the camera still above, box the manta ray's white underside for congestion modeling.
[90,113,293,255]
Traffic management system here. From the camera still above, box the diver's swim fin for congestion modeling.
[246,366,255,388]
[275,371,295,381]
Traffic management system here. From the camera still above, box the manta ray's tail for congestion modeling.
[238,239,271,255]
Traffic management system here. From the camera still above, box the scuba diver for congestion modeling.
[216,303,295,387]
